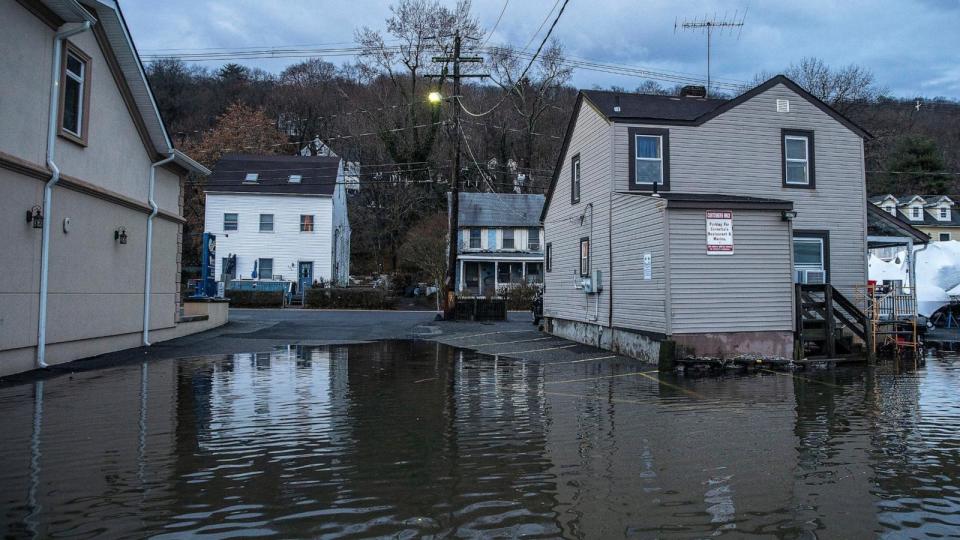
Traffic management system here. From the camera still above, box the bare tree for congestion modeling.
[749,57,884,115]
[489,39,573,192]
[400,212,449,309]
[353,0,480,174]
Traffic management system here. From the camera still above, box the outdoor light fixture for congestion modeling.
[115,227,128,244]
[781,210,798,221]
[428,91,443,104]
[26,205,43,229]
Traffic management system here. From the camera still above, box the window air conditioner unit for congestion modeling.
[796,269,826,284]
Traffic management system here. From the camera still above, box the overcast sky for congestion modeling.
[122,0,960,99]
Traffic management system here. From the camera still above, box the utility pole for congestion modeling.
[428,31,485,319]
[675,11,746,96]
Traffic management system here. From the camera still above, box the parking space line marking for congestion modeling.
[760,368,842,388]
[452,329,537,339]
[550,355,619,364]
[474,336,552,346]
[545,370,659,385]
[637,372,705,399]
[499,344,578,355]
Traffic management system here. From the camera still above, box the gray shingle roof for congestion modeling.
[582,89,726,122]
[458,192,545,227]
[206,154,340,195]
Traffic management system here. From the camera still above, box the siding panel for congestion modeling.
[610,194,667,333]
[543,103,612,325]
[668,209,794,333]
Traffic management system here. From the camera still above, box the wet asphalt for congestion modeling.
[1,308,644,385]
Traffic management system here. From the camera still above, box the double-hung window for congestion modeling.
[223,213,238,231]
[782,129,815,188]
[571,154,581,204]
[259,214,274,232]
[579,237,590,277]
[527,227,541,251]
[258,258,274,279]
[300,215,314,232]
[940,207,948,220]
[60,45,91,143]
[502,229,515,250]
[628,128,670,190]
[912,207,921,220]
[469,228,481,249]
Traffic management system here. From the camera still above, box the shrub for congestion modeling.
[227,290,284,308]
[304,287,397,309]
[496,283,540,310]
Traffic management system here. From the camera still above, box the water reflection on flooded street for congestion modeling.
[1,341,959,538]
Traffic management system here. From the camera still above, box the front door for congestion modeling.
[298,262,314,293]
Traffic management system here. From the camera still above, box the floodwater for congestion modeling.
[1,342,959,538]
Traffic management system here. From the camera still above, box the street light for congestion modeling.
[428,91,443,104]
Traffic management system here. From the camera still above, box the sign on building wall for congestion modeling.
[705,210,734,255]
[643,253,652,280]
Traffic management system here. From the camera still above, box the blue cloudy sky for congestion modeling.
[122,0,960,99]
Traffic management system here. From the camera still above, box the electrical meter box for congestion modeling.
[582,270,603,294]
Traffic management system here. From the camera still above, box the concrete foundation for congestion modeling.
[672,331,794,360]
[545,317,794,366]
[545,317,663,365]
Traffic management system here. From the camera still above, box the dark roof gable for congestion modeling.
[206,154,341,196]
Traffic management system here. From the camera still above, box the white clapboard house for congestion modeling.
[204,154,351,292]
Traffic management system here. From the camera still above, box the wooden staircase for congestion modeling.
[796,284,872,360]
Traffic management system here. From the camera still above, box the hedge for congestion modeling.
[227,290,284,308]
[496,284,539,310]
[304,287,397,309]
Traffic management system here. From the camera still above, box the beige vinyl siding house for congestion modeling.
[540,76,871,362]
[0,0,212,377]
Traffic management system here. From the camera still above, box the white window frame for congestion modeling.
[940,233,952,241]
[884,205,896,216]
[223,212,238,231]
[784,135,810,185]
[244,173,259,183]
[634,134,664,185]
[259,213,274,232]
[62,51,86,138]
[468,228,481,249]
[257,258,274,279]
[502,228,515,250]
[527,227,541,251]
[571,155,581,203]
[580,238,591,277]
[911,206,921,220]
[940,207,949,220]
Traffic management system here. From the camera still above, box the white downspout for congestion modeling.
[37,21,92,369]
[143,153,175,346]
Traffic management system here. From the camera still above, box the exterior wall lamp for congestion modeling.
[26,205,44,229]
[781,210,798,222]
[115,227,128,244]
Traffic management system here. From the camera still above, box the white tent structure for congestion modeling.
[869,241,960,317]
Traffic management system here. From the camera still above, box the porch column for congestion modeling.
[522,261,527,284]
[458,260,464,292]
[494,261,499,293]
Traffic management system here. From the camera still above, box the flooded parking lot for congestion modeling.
[1,341,959,538]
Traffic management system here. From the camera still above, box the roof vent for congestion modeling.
[613,94,621,113]
[679,85,707,98]
[777,99,790,113]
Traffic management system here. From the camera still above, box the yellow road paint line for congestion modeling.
[499,344,579,355]
[545,370,660,385]
[760,368,842,388]
[637,371,705,399]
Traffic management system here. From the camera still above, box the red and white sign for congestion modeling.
[705,210,734,255]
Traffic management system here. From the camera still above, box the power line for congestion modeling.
[480,0,510,48]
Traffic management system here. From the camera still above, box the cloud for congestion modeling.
[120,0,960,99]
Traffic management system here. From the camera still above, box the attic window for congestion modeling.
[244,173,259,183]
[776,99,790,113]
[289,174,302,183]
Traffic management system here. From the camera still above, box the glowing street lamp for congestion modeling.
[427,91,443,104]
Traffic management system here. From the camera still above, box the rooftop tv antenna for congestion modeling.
[675,8,747,96]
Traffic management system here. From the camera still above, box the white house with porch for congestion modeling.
[453,192,545,295]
